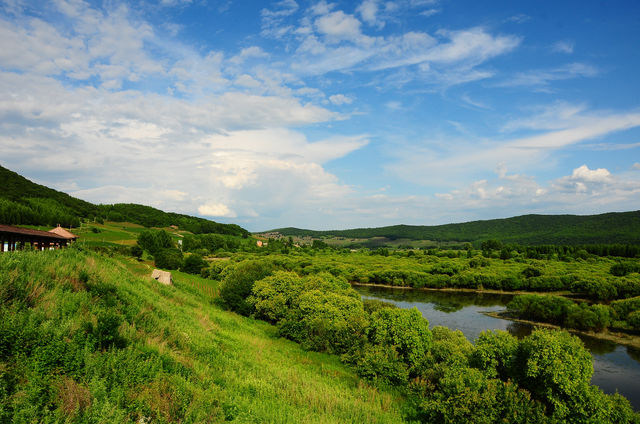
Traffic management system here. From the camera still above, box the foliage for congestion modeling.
[507,295,613,331]
[181,254,207,275]
[219,260,274,315]
[0,248,405,423]
[137,229,174,255]
[512,329,593,421]
[471,330,518,380]
[249,271,303,323]
[279,288,368,354]
[271,210,640,246]
[367,308,432,376]
[130,244,143,259]
[154,248,183,270]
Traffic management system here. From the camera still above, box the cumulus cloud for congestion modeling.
[198,202,237,218]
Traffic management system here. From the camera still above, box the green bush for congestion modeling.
[182,254,207,275]
[471,330,518,379]
[353,344,409,386]
[627,311,640,330]
[154,248,183,270]
[249,271,303,323]
[367,308,431,375]
[512,330,593,420]
[279,289,368,354]
[219,260,274,315]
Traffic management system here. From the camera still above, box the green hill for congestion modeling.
[0,164,248,236]
[0,248,404,422]
[270,211,640,246]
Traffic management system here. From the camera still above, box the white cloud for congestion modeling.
[497,63,597,90]
[420,8,440,17]
[198,202,237,218]
[315,10,371,44]
[229,46,269,65]
[633,163,640,170]
[386,104,640,188]
[357,0,384,28]
[552,40,574,54]
[329,94,353,105]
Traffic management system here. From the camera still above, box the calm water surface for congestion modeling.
[354,285,640,410]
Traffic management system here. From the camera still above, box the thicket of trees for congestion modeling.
[273,210,640,245]
[217,262,639,423]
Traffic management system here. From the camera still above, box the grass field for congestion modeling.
[0,248,406,423]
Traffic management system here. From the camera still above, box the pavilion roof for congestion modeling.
[0,224,67,239]
[49,225,78,239]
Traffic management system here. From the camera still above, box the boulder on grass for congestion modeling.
[151,269,172,285]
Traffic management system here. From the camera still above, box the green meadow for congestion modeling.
[0,248,404,423]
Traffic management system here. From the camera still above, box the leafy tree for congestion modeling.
[249,271,303,323]
[130,245,143,259]
[137,230,173,255]
[154,248,183,270]
[182,254,207,275]
[471,330,518,380]
[279,289,368,354]
[367,308,432,375]
[219,260,274,316]
[512,329,593,421]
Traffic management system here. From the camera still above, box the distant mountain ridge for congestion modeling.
[0,164,248,236]
[269,211,640,245]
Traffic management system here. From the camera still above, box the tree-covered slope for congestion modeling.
[271,211,640,245]
[0,164,248,236]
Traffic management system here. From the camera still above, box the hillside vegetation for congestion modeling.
[271,211,640,246]
[0,248,404,423]
[0,165,248,236]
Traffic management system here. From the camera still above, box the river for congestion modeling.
[354,284,640,410]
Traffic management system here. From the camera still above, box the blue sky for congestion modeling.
[1,0,639,231]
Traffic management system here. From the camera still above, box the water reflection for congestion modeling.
[354,284,640,411]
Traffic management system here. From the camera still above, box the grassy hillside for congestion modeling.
[0,164,248,236]
[271,211,640,246]
[0,248,404,423]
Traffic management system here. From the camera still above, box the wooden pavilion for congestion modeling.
[0,224,77,252]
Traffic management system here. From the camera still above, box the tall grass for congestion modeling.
[0,248,405,423]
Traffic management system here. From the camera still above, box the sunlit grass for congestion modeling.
[0,248,406,423]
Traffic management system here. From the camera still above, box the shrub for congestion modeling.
[353,344,409,386]
[219,260,274,316]
[362,299,397,315]
[610,296,640,320]
[154,248,183,270]
[512,329,593,420]
[367,308,432,375]
[249,271,303,323]
[471,330,518,379]
[627,311,640,330]
[522,267,542,278]
[130,245,143,259]
[279,289,368,354]
[182,254,207,275]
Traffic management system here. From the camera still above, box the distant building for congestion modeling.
[49,225,78,242]
[0,224,73,252]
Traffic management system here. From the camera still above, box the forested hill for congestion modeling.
[0,165,248,236]
[271,211,640,245]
